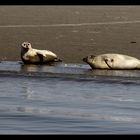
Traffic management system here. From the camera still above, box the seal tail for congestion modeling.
[54,58,63,62]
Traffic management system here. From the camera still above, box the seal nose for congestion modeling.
[83,57,87,62]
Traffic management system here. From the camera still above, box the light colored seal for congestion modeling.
[83,53,140,70]
[21,42,62,64]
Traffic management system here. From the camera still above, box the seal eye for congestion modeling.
[90,55,95,59]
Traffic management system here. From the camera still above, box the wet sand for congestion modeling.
[0,6,140,63]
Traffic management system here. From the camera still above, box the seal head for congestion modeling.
[83,55,96,68]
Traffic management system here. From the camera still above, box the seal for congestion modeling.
[83,53,140,70]
[21,42,62,64]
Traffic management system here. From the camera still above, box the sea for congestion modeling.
[0,61,140,134]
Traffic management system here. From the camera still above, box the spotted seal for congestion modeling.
[21,42,62,64]
[83,53,140,70]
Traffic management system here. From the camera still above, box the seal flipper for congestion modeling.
[36,53,44,63]
[37,52,62,63]
[104,57,113,69]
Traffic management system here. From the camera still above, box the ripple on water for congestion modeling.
[0,61,140,134]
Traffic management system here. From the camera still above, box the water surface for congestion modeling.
[0,61,140,134]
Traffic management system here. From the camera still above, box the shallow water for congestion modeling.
[0,61,140,134]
